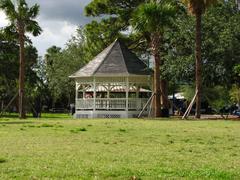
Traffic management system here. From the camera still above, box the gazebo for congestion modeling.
[69,39,152,118]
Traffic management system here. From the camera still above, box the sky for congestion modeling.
[0,0,93,56]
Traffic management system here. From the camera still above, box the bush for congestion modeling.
[0,157,7,163]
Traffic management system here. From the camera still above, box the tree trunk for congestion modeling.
[160,79,169,116]
[159,53,169,112]
[18,23,26,119]
[154,53,161,117]
[195,12,202,119]
[151,34,161,117]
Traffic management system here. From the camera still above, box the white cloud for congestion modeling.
[0,11,9,27]
[29,19,77,56]
[61,22,77,35]
[0,0,93,57]
[0,10,78,57]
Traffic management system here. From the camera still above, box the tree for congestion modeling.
[0,0,42,118]
[230,65,240,108]
[85,0,144,28]
[44,29,87,109]
[84,0,147,60]
[0,29,18,111]
[82,20,122,61]
[131,1,176,117]
[164,0,239,86]
[1,28,40,115]
[181,0,218,118]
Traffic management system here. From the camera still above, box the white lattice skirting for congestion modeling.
[74,110,148,119]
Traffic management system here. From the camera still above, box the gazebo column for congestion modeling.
[136,86,140,98]
[75,82,79,100]
[75,82,79,111]
[93,77,96,114]
[107,84,110,99]
[107,84,110,110]
[125,77,129,117]
[136,86,140,110]
[83,89,86,99]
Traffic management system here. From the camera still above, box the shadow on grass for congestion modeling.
[1,113,72,120]
[0,121,33,125]
[34,113,71,119]
[141,116,239,121]
[40,116,71,119]
[0,157,7,163]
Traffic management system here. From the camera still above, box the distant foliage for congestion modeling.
[0,30,40,112]
[44,29,87,107]
[2,0,240,113]
[230,85,240,105]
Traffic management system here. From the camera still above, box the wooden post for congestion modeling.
[182,90,198,119]
[107,84,110,110]
[75,83,79,100]
[126,77,129,117]
[75,82,78,112]
[138,93,155,118]
[83,89,85,99]
[148,97,153,117]
[136,86,140,98]
[0,92,18,117]
[136,86,140,110]
[93,77,96,113]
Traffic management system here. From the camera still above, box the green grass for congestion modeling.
[0,116,240,179]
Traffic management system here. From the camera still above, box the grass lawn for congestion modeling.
[0,115,240,179]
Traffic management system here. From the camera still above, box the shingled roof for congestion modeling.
[69,39,151,78]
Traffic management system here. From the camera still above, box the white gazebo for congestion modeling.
[69,39,152,118]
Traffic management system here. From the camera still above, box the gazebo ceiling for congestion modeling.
[69,39,152,78]
[83,85,151,93]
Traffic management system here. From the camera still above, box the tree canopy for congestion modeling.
[40,0,240,113]
[1,0,239,116]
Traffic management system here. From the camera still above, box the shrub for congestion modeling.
[119,128,126,132]
[70,127,87,133]
[0,158,7,163]
[41,124,54,127]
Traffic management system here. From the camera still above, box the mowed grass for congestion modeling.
[0,116,240,179]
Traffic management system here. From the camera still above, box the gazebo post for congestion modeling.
[107,87,110,99]
[75,82,79,111]
[136,86,140,98]
[93,77,96,114]
[83,89,85,99]
[75,82,79,100]
[136,86,140,110]
[126,77,129,117]
[107,84,110,110]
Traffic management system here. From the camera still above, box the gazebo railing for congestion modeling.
[76,99,94,109]
[76,98,149,111]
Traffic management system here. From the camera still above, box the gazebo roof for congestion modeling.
[69,39,151,78]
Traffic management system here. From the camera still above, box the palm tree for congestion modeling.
[182,0,217,118]
[131,0,176,117]
[0,0,42,118]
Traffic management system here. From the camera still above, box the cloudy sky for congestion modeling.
[0,0,93,56]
